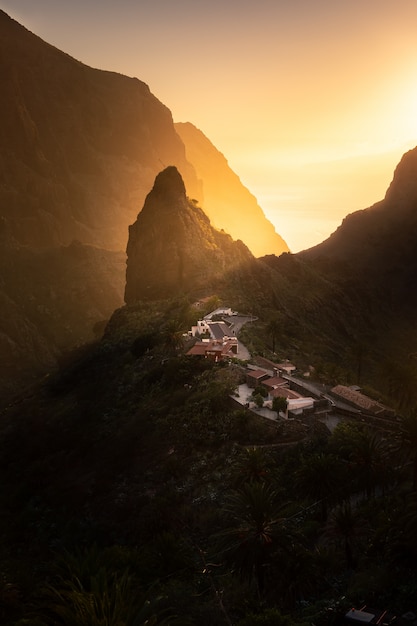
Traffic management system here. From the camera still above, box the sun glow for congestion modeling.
[3,0,417,253]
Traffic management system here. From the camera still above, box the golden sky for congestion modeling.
[3,0,417,251]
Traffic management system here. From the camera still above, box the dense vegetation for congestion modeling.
[0,298,416,625]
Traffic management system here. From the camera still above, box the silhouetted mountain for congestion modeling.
[0,10,288,398]
[299,147,417,306]
[125,167,254,302]
[175,122,289,257]
[0,10,201,250]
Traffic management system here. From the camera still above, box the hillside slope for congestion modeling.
[0,10,289,399]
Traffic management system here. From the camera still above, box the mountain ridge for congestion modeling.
[0,9,288,399]
[175,122,289,257]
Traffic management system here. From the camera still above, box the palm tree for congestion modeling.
[397,409,417,493]
[296,453,346,521]
[162,319,184,353]
[32,545,178,625]
[266,318,281,354]
[37,568,174,625]
[349,430,388,499]
[233,447,273,486]
[323,501,369,569]
[217,482,290,596]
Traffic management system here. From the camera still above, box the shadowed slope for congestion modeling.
[125,167,254,302]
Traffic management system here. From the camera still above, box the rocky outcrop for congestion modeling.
[125,167,254,302]
[0,9,293,401]
[175,122,289,257]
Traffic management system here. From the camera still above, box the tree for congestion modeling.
[266,318,281,354]
[323,501,368,569]
[34,547,176,625]
[348,430,388,499]
[296,453,345,521]
[251,392,264,408]
[216,482,289,596]
[397,409,417,493]
[233,447,273,485]
[272,396,287,415]
[162,319,184,353]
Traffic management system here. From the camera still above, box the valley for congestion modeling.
[1,8,417,625]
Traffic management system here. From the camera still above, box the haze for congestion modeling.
[3,0,417,251]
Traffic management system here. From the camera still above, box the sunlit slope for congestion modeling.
[175,122,289,257]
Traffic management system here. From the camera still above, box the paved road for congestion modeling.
[223,315,255,361]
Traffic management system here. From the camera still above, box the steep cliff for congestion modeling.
[0,10,200,251]
[0,10,290,399]
[125,167,254,302]
[300,147,417,304]
[175,122,289,257]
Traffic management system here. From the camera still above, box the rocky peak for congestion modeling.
[384,146,417,210]
[124,167,253,303]
[147,166,188,208]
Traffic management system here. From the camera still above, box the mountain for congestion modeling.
[125,167,254,302]
[299,147,417,307]
[0,10,200,250]
[0,10,288,400]
[1,153,417,625]
[175,122,289,257]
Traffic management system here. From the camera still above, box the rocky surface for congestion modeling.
[0,10,289,399]
[125,167,254,302]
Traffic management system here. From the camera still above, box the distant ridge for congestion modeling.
[0,9,288,399]
[175,122,289,257]
[300,146,417,291]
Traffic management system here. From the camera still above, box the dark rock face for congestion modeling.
[125,167,254,302]
[0,10,292,400]
[298,146,417,317]
[0,10,200,251]
[301,146,417,263]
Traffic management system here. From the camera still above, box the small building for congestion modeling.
[186,338,238,362]
[287,397,315,417]
[190,319,234,340]
[330,385,395,416]
[261,375,288,393]
[246,369,270,388]
[208,321,234,341]
[204,307,234,319]
[345,607,397,626]
[276,361,296,376]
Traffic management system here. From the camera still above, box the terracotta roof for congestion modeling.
[247,369,269,380]
[270,387,301,400]
[186,340,235,359]
[262,376,287,389]
[331,385,391,414]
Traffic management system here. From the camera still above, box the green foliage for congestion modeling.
[3,290,417,622]
[28,546,177,626]
[130,332,159,357]
[253,393,264,408]
[272,396,287,413]
[253,385,268,398]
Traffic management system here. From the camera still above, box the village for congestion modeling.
[185,305,396,427]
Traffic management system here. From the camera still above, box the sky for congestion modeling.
[2,0,417,252]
